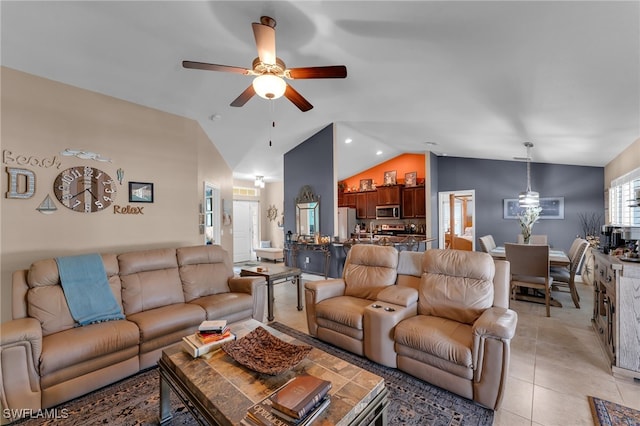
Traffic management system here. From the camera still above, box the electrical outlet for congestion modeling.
[305,257,310,263]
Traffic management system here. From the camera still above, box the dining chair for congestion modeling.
[516,234,548,244]
[478,235,496,252]
[505,243,553,317]
[550,238,589,308]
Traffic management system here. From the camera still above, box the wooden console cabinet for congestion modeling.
[591,249,640,380]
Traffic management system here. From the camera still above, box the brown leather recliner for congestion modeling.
[305,246,516,411]
[394,249,516,410]
[305,244,403,355]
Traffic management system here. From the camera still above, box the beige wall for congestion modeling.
[263,181,285,249]
[604,137,640,186]
[0,68,234,322]
[604,138,640,223]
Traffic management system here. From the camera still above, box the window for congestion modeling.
[233,187,260,197]
[609,168,640,226]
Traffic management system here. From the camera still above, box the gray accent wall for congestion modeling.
[436,156,604,252]
[284,123,335,236]
[283,124,335,276]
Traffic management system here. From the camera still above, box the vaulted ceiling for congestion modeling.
[2,1,638,183]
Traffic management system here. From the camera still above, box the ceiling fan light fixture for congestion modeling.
[252,74,286,100]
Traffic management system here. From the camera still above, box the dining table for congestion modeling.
[488,245,571,307]
[489,246,570,267]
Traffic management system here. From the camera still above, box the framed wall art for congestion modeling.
[359,179,373,191]
[383,170,397,186]
[503,197,565,219]
[129,182,154,203]
[405,171,417,187]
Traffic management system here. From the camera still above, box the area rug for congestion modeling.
[589,395,640,426]
[270,322,493,426]
[14,323,493,426]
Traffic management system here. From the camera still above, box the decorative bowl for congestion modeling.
[221,326,312,375]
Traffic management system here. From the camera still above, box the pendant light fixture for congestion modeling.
[518,142,540,207]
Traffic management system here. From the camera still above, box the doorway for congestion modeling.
[203,182,220,245]
[438,190,475,251]
[233,200,260,262]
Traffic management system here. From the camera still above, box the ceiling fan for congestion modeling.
[182,16,347,112]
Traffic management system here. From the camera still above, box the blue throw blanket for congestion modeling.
[55,253,125,326]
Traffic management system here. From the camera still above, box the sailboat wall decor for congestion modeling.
[37,194,57,214]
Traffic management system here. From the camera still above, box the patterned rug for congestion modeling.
[270,322,493,426]
[589,396,640,426]
[14,322,493,425]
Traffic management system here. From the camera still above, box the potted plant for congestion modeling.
[518,206,542,244]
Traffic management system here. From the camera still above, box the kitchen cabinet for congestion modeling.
[402,186,426,218]
[356,191,377,219]
[366,191,377,218]
[591,249,640,380]
[339,192,356,208]
[377,185,401,205]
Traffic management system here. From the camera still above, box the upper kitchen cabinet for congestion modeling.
[402,186,426,218]
[377,185,401,206]
[339,192,356,208]
[356,191,377,219]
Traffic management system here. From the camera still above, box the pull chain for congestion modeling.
[269,100,276,147]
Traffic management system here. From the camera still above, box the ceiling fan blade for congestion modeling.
[230,85,256,107]
[182,61,250,75]
[288,65,347,79]
[252,21,276,65]
[284,84,313,112]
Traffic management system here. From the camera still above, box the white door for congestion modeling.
[233,200,259,262]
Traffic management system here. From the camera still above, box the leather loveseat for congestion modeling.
[304,245,517,410]
[0,245,266,424]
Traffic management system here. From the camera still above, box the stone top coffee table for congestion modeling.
[158,319,388,425]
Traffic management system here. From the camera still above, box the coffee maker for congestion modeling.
[601,225,623,254]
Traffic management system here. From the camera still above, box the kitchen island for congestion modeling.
[285,235,435,278]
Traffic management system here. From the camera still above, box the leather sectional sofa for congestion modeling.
[0,245,266,424]
[305,245,517,410]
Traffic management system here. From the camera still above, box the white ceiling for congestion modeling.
[2,1,639,183]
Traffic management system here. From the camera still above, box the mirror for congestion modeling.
[295,185,320,237]
[297,201,319,236]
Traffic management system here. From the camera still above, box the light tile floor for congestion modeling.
[245,263,640,425]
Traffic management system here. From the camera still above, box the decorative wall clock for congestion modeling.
[53,166,117,212]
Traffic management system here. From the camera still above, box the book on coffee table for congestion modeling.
[198,319,227,333]
[182,331,235,358]
[269,374,332,420]
[244,393,330,426]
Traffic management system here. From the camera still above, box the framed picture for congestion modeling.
[405,171,417,187]
[503,197,565,219]
[128,182,154,203]
[359,179,373,191]
[383,170,397,186]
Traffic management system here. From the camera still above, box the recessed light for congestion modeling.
[209,113,222,121]
[345,138,352,144]
[376,150,383,156]
[425,141,437,146]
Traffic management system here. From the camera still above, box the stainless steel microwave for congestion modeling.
[376,205,400,219]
